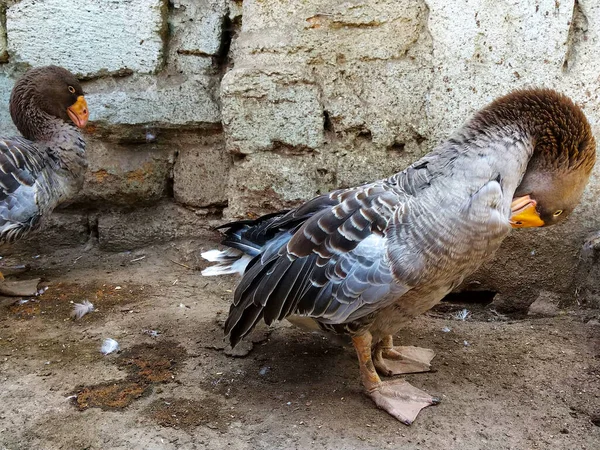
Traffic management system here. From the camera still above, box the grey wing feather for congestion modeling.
[224,169,433,345]
[0,137,48,243]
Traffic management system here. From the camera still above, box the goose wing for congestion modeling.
[0,137,47,243]
[225,163,434,346]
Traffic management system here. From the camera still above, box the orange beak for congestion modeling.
[510,195,544,228]
[67,96,89,128]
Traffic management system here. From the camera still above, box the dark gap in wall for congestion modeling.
[413,131,427,146]
[562,0,588,73]
[86,215,100,241]
[387,142,405,153]
[323,110,333,132]
[232,153,247,163]
[166,177,175,198]
[216,14,236,74]
[166,167,175,198]
[442,290,497,305]
[356,130,372,140]
[271,141,315,156]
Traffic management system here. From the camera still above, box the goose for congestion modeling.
[202,88,596,424]
[0,66,88,296]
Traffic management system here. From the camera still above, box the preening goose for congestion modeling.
[202,89,596,424]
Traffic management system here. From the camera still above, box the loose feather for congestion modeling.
[71,300,94,320]
[100,338,120,355]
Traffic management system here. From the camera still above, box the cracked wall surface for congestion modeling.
[0,0,599,311]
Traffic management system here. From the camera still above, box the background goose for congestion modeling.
[0,66,88,296]
[202,88,596,424]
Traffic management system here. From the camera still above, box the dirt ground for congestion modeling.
[0,238,599,450]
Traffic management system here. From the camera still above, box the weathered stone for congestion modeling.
[6,0,166,78]
[7,210,90,254]
[425,0,600,143]
[97,201,214,251]
[173,136,231,208]
[78,138,173,206]
[221,67,324,153]
[237,0,429,64]
[85,74,220,126]
[229,0,432,147]
[170,0,228,57]
[225,137,415,218]
[527,291,561,317]
[0,6,8,63]
[572,231,600,309]
[0,71,17,137]
[228,0,243,22]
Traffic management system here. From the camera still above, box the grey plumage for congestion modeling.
[0,127,86,245]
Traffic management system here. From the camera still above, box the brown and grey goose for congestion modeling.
[201,88,596,424]
[0,65,88,296]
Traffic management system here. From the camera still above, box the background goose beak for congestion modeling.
[67,96,89,128]
[510,195,544,228]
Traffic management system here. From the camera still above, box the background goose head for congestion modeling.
[9,65,89,141]
[475,89,596,228]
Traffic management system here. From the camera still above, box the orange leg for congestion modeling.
[352,332,439,425]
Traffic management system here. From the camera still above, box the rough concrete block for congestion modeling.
[573,231,600,309]
[173,136,232,208]
[78,139,173,206]
[221,67,324,153]
[85,74,221,126]
[224,137,414,218]
[6,0,166,77]
[7,210,90,254]
[170,0,228,56]
[239,0,427,63]
[528,291,561,317]
[425,0,576,143]
[0,72,17,137]
[97,200,214,251]
[228,0,432,148]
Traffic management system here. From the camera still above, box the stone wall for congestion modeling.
[0,0,599,310]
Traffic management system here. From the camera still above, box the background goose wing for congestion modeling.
[0,137,47,243]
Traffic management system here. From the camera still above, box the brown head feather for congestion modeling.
[471,88,596,226]
[9,65,85,141]
[472,88,596,174]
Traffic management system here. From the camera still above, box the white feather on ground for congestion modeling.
[454,309,471,321]
[71,300,94,320]
[100,338,120,355]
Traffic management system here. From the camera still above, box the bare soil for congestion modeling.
[0,239,599,450]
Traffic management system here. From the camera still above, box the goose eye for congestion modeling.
[68,86,76,94]
[553,210,563,217]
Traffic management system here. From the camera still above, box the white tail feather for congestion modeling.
[201,252,252,276]
[201,248,241,262]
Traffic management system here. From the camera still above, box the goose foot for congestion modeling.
[352,332,439,425]
[368,379,440,425]
[374,335,435,376]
